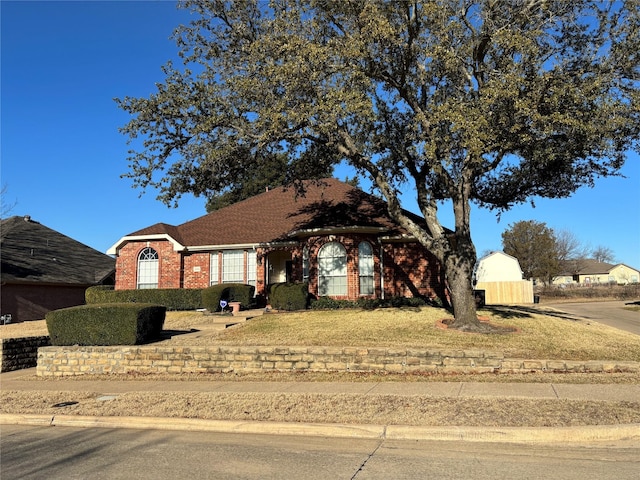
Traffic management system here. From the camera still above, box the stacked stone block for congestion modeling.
[36,345,640,377]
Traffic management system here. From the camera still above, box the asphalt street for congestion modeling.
[546,300,640,335]
[2,425,639,480]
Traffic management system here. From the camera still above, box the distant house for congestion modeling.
[473,252,533,305]
[1,216,115,322]
[553,259,640,285]
[108,179,447,303]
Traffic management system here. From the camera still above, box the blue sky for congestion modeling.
[2,1,639,268]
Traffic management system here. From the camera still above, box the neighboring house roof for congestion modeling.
[1,215,115,285]
[556,259,639,276]
[109,179,430,254]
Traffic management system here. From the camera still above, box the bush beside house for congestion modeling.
[268,282,309,311]
[201,284,256,312]
[86,286,203,311]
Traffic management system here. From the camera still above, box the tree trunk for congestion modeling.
[442,180,488,331]
[445,252,485,331]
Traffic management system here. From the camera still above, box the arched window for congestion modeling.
[137,247,159,289]
[358,242,374,295]
[318,242,347,296]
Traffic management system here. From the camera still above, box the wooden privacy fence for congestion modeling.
[474,280,534,305]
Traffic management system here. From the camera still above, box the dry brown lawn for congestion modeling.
[163,306,640,362]
[2,390,640,428]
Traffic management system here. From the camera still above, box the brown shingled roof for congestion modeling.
[127,179,421,247]
[129,222,185,244]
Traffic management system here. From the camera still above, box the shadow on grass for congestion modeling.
[149,329,200,344]
[484,305,583,322]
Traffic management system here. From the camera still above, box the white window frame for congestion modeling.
[318,242,347,296]
[247,251,257,288]
[210,252,219,286]
[137,247,159,289]
[358,241,374,296]
[222,250,244,283]
[302,246,310,283]
[210,250,257,291]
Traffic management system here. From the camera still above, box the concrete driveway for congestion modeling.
[545,301,640,336]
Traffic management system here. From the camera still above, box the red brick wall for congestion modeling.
[115,240,182,290]
[114,237,444,302]
[183,252,211,289]
[382,243,444,300]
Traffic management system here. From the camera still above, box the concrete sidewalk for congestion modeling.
[2,368,640,402]
[2,367,639,444]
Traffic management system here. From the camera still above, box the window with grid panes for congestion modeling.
[210,252,219,285]
[318,242,347,296]
[246,251,257,288]
[222,250,244,283]
[137,247,159,289]
[358,242,374,295]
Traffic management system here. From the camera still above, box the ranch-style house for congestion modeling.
[108,179,447,304]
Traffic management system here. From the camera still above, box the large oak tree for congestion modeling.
[117,0,639,331]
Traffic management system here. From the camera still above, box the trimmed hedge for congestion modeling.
[269,282,309,311]
[310,296,429,310]
[85,286,203,311]
[201,284,255,312]
[46,303,166,346]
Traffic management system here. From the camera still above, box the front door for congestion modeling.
[267,251,292,284]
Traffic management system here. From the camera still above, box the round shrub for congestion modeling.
[269,283,309,311]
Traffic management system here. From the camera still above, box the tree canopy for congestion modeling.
[117,0,639,330]
[203,151,333,211]
[502,221,618,284]
[502,220,560,282]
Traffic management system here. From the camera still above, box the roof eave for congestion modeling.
[107,234,186,255]
[379,234,418,243]
[187,243,261,252]
[288,226,389,238]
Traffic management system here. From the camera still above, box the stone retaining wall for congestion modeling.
[36,345,640,377]
[1,336,51,372]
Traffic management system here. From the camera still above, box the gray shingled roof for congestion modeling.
[1,216,115,285]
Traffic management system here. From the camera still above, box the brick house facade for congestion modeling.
[108,179,446,303]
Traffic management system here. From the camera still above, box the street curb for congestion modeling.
[385,424,640,443]
[2,414,639,444]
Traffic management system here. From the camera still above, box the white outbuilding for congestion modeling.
[474,251,524,282]
[473,252,533,305]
